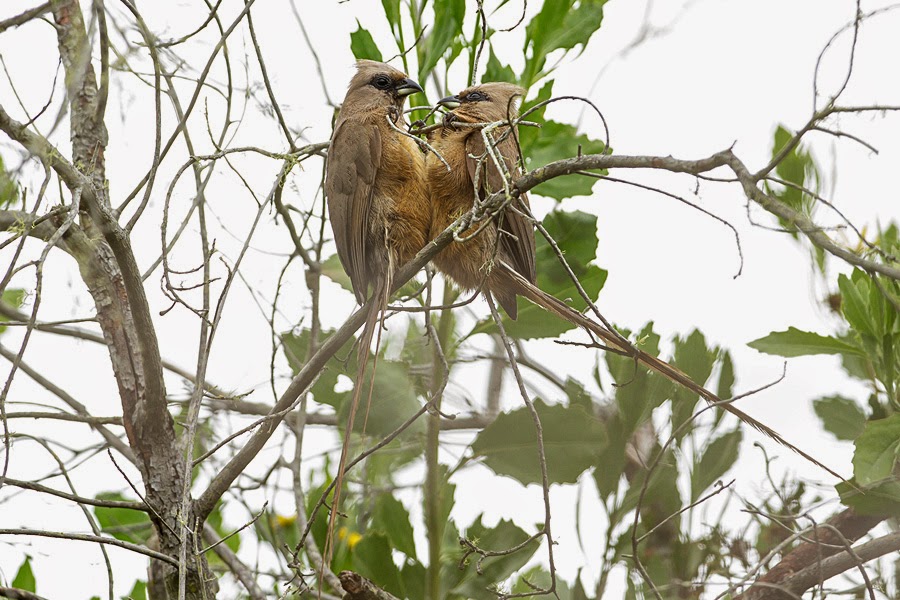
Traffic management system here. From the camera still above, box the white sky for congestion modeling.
[0,0,898,597]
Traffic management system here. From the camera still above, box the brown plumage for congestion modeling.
[323,60,429,568]
[426,82,535,319]
[427,83,842,482]
[326,60,429,303]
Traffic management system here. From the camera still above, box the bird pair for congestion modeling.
[325,59,535,323]
[319,59,539,572]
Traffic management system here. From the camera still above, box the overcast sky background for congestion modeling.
[1,0,898,597]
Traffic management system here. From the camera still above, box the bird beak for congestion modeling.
[437,95,461,109]
[395,78,424,96]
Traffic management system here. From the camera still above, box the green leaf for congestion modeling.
[471,399,606,485]
[12,555,36,592]
[763,124,820,232]
[0,288,25,335]
[671,330,716,436]
[482,46,516,84]
[716,351,735,399]
[336,359,424,438]
[321,253,354,294]
[837,477,900,516]
[522,120,609,200]
[420,0,465,76]
[523,0,608,87]
[813,396,867,441]
[281,327,345,409]
[510,567,585,600]
[451,517,540,600]
[372,494,417,558]
[592,412,627,500]
[853,414,900,486]
[353,532,405,598]
[690,429,742,501]
[401,560,426,600]
[612,448,681,528]
[93,493,152,544]
[839,273,877,337]
[564,377,593,412]
[350,22,383,61]
[381,0,402,36]
[748,326,863,357]
[608,323,672,435]
[207,502,240,554]
[0,154,18,208]
[470,210,608,339]
[123,580,148,600]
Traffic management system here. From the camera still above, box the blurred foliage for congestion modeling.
[0,288,25,335]
[763,124,821,241]
[0,154,18,208]
[11,555,36,593]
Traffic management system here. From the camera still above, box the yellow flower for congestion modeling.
[275,514,297,528]
[338,527,363,548]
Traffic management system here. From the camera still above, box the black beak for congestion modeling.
[395,77,424,96]
[437,95,461,109]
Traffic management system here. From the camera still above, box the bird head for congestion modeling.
[346,60,423,110]
[437,82,526,123]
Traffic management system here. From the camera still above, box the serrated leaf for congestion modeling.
[523,0,607,87]
[471,399,606,485]
[748,327,863,357]
[372,495,416,558]
[853,414,900,486]
[813,395,867,441]
[352,533,405,598]
[691,429,742,501]
[350,22,383,61]
[12,555,36,592]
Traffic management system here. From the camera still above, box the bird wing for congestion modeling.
[325,118,383,304]
[465,130,537,284]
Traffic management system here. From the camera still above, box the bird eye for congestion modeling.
[372,75,392,90]
[466,91,486,101]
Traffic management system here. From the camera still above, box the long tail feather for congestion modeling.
[497,265,845,481]
[322,278,387,575]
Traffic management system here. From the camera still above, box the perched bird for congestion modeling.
[426,83,841,481]
[426,82,535,319]
[326,60,429,305]
[323,60,428,566]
